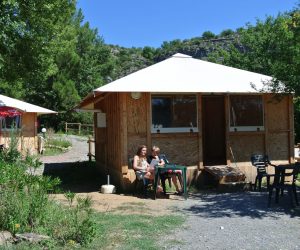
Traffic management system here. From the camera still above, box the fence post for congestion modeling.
[79,123,81,135]
[88,136,92,162]
[65,123,68,134]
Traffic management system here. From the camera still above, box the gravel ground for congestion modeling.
[35,135,91,175]
[40,134,90,164]
[159,191,300,250]
[38,135,300,250]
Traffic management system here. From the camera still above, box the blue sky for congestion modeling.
[77,0,297,48]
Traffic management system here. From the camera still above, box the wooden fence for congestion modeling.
[65,122,94,136]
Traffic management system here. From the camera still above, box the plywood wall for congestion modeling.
[126,93,149,157]
[228,133,265,162]
[152,134,199,165]
[265,94,292,162]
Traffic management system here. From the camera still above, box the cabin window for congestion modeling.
[0,115,21,130]
[151,95,198,133]
[229,95,264,131]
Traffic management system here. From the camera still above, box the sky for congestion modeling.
[77,0,298,48]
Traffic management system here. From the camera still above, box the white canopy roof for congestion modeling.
[0,94,57,115]
[94,53,273,93]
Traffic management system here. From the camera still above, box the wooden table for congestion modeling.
[154,164,187,200]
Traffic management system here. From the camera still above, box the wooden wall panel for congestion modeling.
[21,113,36,136]
[264,94,292,162]
[152,134,198,166]
[229,134,264,162]
[126,93,148,159]
[127,135,148,160]
[265,94,289,131]
[106,93,121,171]
[267,133,289,161]
[127,93,147,135]
[94,93,122,173]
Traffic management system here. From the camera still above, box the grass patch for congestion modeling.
[43,147,64,156]
[47,138,72,148]
[86,213,185,250]
[10,212,185,249]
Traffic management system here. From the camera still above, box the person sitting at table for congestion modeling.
[147,145,183,194]
[133,145,153,182]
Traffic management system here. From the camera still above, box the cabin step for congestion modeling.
[203,165,246,184]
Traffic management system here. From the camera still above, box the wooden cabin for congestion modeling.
[0,94,56,154]
[77,53,294,191]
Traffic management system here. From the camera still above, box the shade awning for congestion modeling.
[0,106,22,117]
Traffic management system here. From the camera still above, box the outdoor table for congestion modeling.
[154,164,187,200]
[271,164,295,204]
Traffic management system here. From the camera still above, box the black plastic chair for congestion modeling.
[128,158,149,197]
[251,154,275,191]
[268,162,300,207]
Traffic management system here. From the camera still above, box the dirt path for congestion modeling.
[39,135,185,215]
[40,135,90,164]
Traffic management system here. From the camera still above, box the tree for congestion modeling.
[0,0,77,100]
[209,9,300,140]
[202,31,216,39]
[219,29,235,37]
[0,1,115,130]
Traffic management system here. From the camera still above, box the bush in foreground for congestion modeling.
[0,144,96,247]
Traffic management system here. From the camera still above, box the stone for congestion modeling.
[0,231,13,246]
[15,233,50,243]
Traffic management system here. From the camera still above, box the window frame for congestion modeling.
[0,115,22,131]
[150,93,199,133]
[229,94,264,132]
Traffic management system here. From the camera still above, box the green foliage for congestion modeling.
[220,29,235,37]
[41,195,96,246]
[202,30,217,39]
[0,133,96,247]
[210,9,300,141]
[46,137,72,149]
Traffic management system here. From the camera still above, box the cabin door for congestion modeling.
[202,95,226,166]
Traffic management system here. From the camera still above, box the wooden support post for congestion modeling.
[65,123,68,134]
[88,136,92,162]
[197,94,203,169]
[78,123,81,135]
[263,94,269,156]
[288,95,294,163]
[225,94,231,166]
[146,93,152,150]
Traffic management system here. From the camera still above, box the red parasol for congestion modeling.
[0,106,22,117]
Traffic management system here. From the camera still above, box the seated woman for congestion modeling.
[147,145,183,194]
[133,145,153,183]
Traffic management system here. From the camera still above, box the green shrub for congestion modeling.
[46,138,72,148]
[0,132,96,247]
